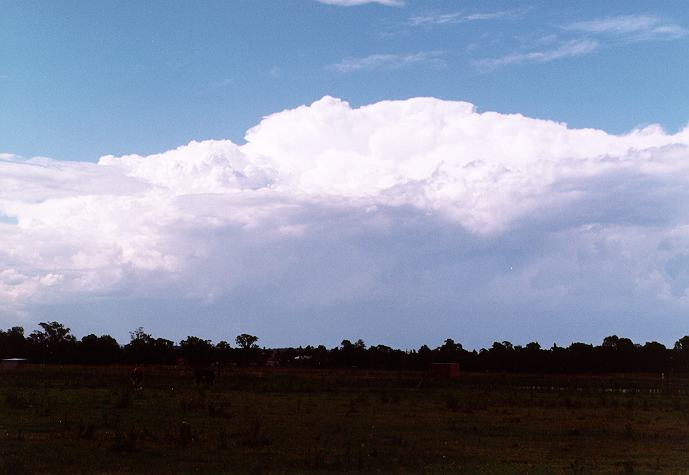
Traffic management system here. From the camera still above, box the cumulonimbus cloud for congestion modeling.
[2,97,689,343]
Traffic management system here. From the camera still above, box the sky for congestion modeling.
[1,0,689,349]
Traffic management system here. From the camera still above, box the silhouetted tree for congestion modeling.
[481,341,515,371]
[124,327,154,363]
[215,340,234,364]
[123,327,176,364]
[28,321,77,363]
[235,334,258,350]
[235,334,260,365]
[312,344,329,367]
[565,342,595,372]
[436,338,463,364]
[3,320,689,373]
[674,336,689,352]
[0,326,27,358]
[417,344,433,369]
[673,336,689,371]
[79,334,122,364]
[180,336,214,365]
[639,341,669,372]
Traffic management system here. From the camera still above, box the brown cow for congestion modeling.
[130,366,144,388]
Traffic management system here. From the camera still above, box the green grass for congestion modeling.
[1,366,689,472]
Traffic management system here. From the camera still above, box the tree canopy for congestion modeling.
[2,322,689,373]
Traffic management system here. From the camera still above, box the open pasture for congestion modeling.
[1,366,689,473]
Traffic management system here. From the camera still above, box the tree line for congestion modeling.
[2,321,689,373]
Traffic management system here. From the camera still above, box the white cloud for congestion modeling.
[408,12,464,26]
[565,15,687,41]
[473,14,685,73]
[409,9,523,27]
[316,0,403,6]
[327,51,444,73]
[2,97,689,344]
[474,39,599,71]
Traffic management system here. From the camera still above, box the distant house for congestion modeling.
[429,362,460,379]
[1,358,28,369]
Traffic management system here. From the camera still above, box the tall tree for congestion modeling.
[28,321,77,363]
[235,334,259,350]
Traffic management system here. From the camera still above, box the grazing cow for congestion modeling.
[194,367,215,385]
[130,366,144,388]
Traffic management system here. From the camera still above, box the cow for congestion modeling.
[130,365,144,388]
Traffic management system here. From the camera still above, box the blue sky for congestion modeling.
[2,1,689,349]
[3,0,688,162]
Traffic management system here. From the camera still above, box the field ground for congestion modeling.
[1,366,689,473]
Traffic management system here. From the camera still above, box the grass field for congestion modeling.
[1,366,689,473]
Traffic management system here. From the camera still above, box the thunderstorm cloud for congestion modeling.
[2,97,689,345]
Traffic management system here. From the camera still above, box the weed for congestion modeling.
[4,392,32,409]
[672,398,682,411]
[570,458,586,474]
[0,452,28,475]
[218,428,228,450]
[208,401,228,418]
[620,460,635,473]
[2,366,689,472]
[179,421,193,446]
[623,423,633,439]
[345,397,359,415]
[114,390,131,409]
[112,429,137,452]
[389,434,407,447]
[241,418,271,447]
[445,393,459,412]
[77,419,95,439]
[180,396,204,413]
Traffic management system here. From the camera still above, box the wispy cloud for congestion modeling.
[316,0,403,6]
[327,51,444,73]
[474,39,599,71]
[409,9,524,27]
[473,13,685,73]
[565,14,687,41]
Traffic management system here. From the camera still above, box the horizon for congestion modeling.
[4,319,689,354]
[2,1,689,349]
